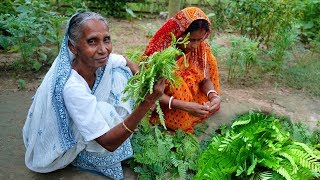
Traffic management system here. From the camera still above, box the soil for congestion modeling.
[1,17,319,179]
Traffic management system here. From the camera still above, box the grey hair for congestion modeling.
[68,12,109,45]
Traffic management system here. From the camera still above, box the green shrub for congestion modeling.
[87,0,128,18]
[265,28,298,75]
[225,36,260,82]
[295,0,320,44]
[228,0,298,47]
[0,1,67,71]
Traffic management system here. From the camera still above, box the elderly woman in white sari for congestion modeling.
[22,12,164,179]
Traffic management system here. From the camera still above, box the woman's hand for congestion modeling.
[144,78,165,106]
[184,102,210,117]
[205,95,221,113]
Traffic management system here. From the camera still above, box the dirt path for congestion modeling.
[1,18,319,179]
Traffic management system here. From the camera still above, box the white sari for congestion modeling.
[22,15,134,179]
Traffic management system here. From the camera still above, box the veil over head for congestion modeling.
[23,12,134,177]
[144,7,211,56]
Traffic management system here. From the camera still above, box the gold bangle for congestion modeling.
[122,122,134,133]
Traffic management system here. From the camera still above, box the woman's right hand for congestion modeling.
[144,78,166,106]
[183,102,210,117]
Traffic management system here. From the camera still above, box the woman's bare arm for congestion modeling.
[95,78,165,151]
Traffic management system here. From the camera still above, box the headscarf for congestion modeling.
[22,12,133,175]
[145,7,220,95]
[145,7,220,133]
[144,7,211,56]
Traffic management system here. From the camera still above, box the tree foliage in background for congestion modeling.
[168,0,181,19]
[295,0,320,44]
[200,0,230,32]
[204,0,320,47]
[0,0,89,71]
[0,1,67,71]
[0,0,15,15]
[228,0,298,47]
[87,0,128,18]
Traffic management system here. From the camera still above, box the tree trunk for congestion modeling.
[168,0,181,19]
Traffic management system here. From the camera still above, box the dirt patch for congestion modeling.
[0,17,319,179]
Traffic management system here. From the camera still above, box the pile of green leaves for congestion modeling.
[129,117,201,179]
[195,112,320,179]
[123,34,189,128]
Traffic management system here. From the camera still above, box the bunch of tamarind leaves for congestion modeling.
[123,33,189,129]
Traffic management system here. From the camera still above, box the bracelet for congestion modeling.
[169,96,174,109]
[210,93,220,100]
[122,121,134,133]
[206,89,218,97]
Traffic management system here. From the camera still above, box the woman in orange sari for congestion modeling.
[145,7,221,133]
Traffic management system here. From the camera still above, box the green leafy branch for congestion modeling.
[123,33,189,129]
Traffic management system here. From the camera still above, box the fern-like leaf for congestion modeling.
[155,100,166,129]
[279,152,298,174]
[276,167,292,180]
[231,118,251,128]
[257,171,273,180]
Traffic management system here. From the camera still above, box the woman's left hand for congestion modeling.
[204,95,221,113]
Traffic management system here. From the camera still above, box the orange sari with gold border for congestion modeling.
[145,7,220,132]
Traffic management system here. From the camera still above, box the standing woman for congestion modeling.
[23,12,164,179]
[145,7,221,133]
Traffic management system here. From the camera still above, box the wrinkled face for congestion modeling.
[177,28,207,54]
[70,19,112,69]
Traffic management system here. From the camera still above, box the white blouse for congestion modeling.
[63,69,109,141]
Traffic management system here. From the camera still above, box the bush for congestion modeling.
[295,0,320,44]
[228,0,298,47]
[0,1,67,71]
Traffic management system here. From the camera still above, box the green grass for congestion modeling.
[280,52,320,96]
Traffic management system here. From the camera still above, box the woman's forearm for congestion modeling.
[96,78,165,152]
[200,78,216,96]
[96,98,155,151]
[160,93,189,112]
